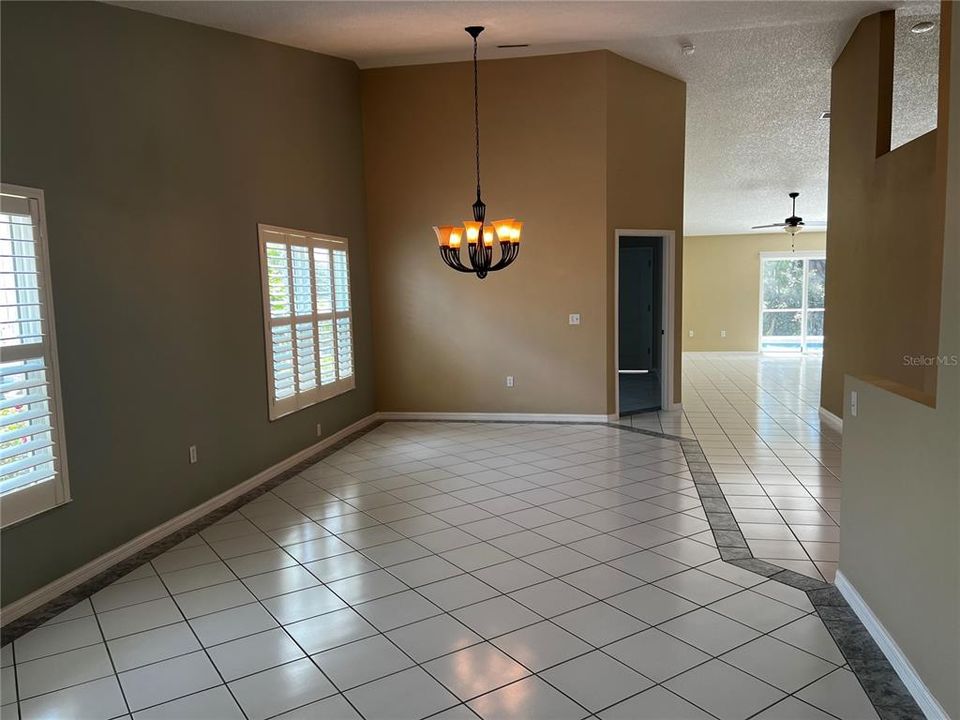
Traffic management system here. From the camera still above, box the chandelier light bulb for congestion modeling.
[463,221,482,244]
[483,225,495,246]
[493,218,515,241]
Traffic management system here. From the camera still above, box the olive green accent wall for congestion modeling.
[0,2,374,605]
[682,232,827,352]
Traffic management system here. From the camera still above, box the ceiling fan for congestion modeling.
[752,192,826,248]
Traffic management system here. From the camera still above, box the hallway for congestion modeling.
[618,353,841,582]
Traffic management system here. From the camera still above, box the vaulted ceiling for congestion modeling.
[116,1,940,235]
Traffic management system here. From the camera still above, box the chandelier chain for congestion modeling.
[434,25,521,279]
[473,34,481,202]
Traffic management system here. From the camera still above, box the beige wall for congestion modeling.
[362,51,686,414]
[0,2,374,605]
[838,4,957,717]
[821,10,947,416]
[605,53,687,406]
[682,232,827,352]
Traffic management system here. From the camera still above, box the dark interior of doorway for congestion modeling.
[619,236,662,415]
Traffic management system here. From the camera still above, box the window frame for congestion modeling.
[0,183,71,528]
[758,250,826,354]
[257,224,355,421]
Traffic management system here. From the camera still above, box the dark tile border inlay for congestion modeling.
[671,426,923,720]
[0,417,924,719]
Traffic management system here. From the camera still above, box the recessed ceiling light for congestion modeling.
[911,21,936,34]
[497,43,529,48]
[819,111,831,120]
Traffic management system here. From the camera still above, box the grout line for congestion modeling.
[4,415,914,720]
[146,559,251,720]
[678,357,833,579]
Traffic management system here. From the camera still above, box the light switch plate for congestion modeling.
[850,390,858,417]
[569,313,581,325]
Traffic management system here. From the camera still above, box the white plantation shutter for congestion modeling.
[0,185,70,527]
[258,225,355,420]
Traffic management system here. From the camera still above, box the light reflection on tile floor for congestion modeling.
[4,419,873,719]
[618,353,841,582]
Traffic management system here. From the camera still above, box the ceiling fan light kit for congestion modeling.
[434,26,522,279]
[751,191,826,251]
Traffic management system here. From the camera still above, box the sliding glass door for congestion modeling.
[760,253,826,353]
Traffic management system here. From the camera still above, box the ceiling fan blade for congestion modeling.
[803,221,827,227]
[751,224,785,229]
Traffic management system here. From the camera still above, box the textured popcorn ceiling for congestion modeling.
[892,4,941,150]
[115,1,940,236]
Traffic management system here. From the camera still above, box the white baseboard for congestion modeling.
[377,411,612,423]
[819,406,843,434]
[835,570,948,720]
[1,413,379,626]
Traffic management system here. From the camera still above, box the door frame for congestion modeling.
[614,229,678,416]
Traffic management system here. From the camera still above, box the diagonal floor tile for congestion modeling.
[313,634,413,690]
[424,642,529,700]
[346,666,459,720]
[542,650,652,713]
[491,621,591,672]
[664,659,785,720]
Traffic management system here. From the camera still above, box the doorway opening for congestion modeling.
[617,235,664,415]
[759,251,826,353]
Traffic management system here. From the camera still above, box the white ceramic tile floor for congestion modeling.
[3,420,871,719]
[617,353,842,582]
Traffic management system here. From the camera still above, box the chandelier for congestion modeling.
[434,26,522,279]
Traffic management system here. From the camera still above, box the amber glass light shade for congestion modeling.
[433,225,454,247]
[449,228,463,249]
[492,218,515,242]
[482,225,495,246]
[463,221,482,244]
[510,221,523,244]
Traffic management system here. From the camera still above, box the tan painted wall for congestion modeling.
[821,10,947,416]
[839,7,958,716]
[362,52,685,414]
[682,233,827,352]
[0,2,374,605]
[605,53,686,407]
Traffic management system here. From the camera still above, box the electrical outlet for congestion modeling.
[568,313,581,325]
[316,423,322,438]
[850,390,858,417]
[689,330,694,337]
[188,445,198,464]
[506,376,515,388]
[720,330,727,338]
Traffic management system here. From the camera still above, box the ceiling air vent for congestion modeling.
[819,111,831,120]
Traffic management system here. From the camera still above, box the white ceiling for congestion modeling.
[115,1,940,236]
